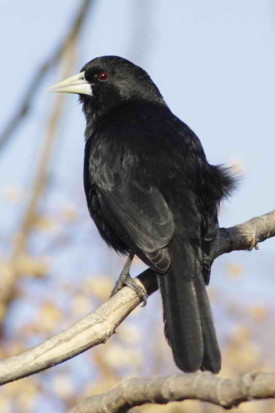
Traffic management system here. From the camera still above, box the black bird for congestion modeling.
[50,56,235,373]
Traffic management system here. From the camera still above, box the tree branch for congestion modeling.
[214,209,275,258]
[0,210,273,390]
[0,276,151,385]
[0,37,78,336]
[69,371,275,412]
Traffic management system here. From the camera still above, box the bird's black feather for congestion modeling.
[79,56,236,373]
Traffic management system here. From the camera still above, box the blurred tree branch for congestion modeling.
[0,0,94,335]
[0,47,76,334]
[0,210,273,393]
[0,0,93,151]
[70,371,275,412]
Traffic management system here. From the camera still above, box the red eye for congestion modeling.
[98,71,110,82]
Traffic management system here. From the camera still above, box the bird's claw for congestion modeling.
[110,277,126,297]
[124,277,147,306]
[111,273,147,306]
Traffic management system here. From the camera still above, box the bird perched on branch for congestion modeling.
[50,56,235,373]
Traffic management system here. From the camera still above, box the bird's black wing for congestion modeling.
[88,140,175,271]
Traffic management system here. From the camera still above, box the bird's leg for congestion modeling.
[111,253,147,305]
[111,253,134,294]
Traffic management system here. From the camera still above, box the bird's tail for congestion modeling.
[158,238,221,373]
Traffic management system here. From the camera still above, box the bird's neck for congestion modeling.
[83,96,167,141]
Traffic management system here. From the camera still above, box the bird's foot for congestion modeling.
[111,253,134,297]
[110,254,147,305]
[110,272,129,297]
[111,272,147,305]
[124,276,147,306]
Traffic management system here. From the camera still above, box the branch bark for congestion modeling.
[0,210,273,388]
[214,209,275,258]
[69,371,275,412]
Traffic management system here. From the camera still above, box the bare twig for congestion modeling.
[0,0,93,151]
[0,48,77,331]
[0,210,273,385]
[69,371,275,412]
[214,209,275,258]
[0,277,149,385]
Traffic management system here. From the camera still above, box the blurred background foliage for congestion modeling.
[0,0,274,412]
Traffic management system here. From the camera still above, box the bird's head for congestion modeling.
[49,56,165,119]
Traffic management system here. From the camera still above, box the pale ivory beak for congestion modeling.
[48,71,92,96]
